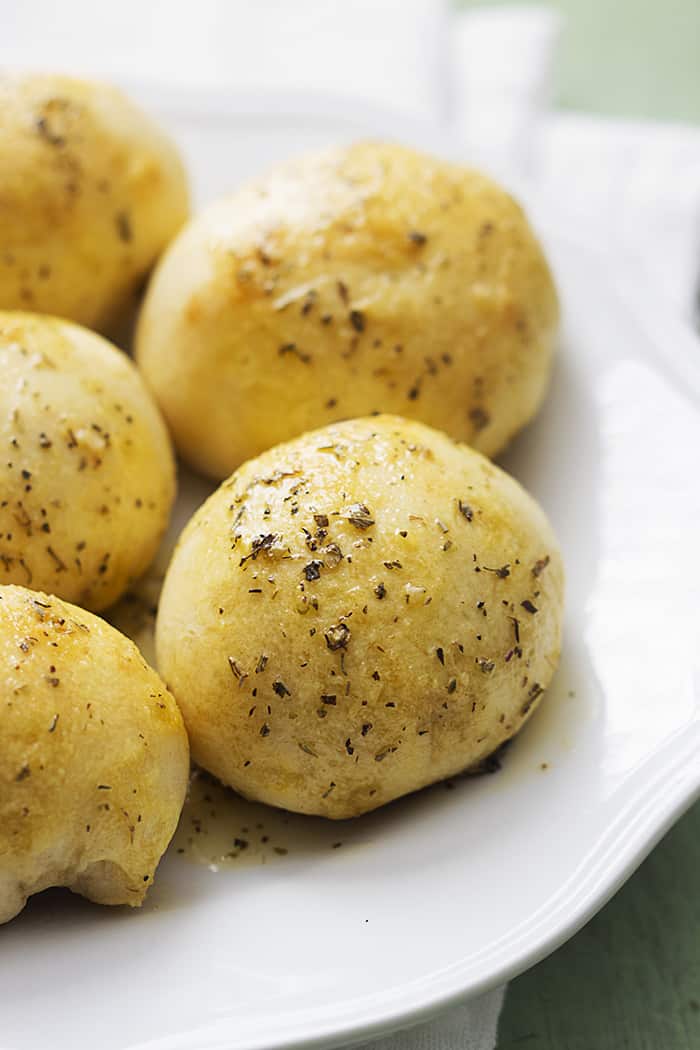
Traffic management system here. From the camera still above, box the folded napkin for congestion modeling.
[451,7,700,329]
[539,114,700,323]
[356,991,504,1050]
[2,0,450,121]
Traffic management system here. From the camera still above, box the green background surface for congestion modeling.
[457,0,700,122]
[454,3,700,1048]
[499,806,700,1048]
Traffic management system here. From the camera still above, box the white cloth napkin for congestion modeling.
[451,7,700,329]
[355,992,504,1050]
[1,5,698,1050]
[538,114,700,322]
[2,0,450,121]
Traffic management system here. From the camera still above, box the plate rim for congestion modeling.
[126,738,700,1050]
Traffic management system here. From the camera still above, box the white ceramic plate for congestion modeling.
[2,92,700,1050]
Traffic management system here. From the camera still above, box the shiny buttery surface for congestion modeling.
[0,74,189,336]
[156,414,564,818]
[1,96,699,1050]
[135,142,558,477]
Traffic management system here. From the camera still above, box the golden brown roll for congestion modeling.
[156,415,564,818]
[0,312,175,611]
[0,74,189,334]
[0,585,189,924]
[136,141,558,479]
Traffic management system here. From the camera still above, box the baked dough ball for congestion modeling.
[0,73,189,335]
[157,415,564,819]
[0,312,175,611]
[0,585,189,924]
[136,141,559,479]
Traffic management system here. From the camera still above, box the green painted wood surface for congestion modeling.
[498,800,700,1047]
[456,0,700,123]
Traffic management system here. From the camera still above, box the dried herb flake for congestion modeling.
[325,623,350,651]
[346,503,375,529]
